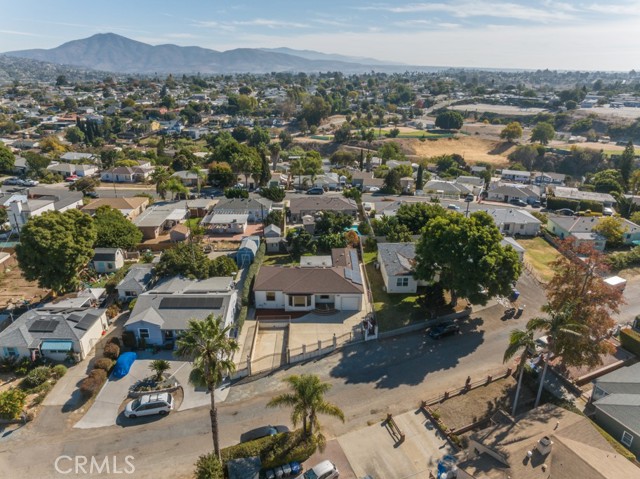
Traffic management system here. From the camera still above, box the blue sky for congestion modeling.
[1,0,639,70]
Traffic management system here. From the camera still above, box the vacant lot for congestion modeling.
[518,237,560,283]
[449,103,548,116]
[0,265,47,309]
[408,135,515,166]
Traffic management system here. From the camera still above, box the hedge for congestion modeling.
[620,328,640,357]
[235,242,266,336]
[546,197,604,213]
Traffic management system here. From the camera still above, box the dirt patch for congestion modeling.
[406,136,515,165]
[431,376,535,431]
[0,265,48,309]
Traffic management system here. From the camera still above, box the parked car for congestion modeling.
[306,187,324,195]
[65,175,79,182]
[554,208,575,216]
[85,191,99,198]
[24,179,39,186]
[124,392,173,418]
[531,200,541,208]
[295,460,339,479]
[509,198,527,207]
[527,335,550,355]
[3,177,19,185]
[603,207,614,216]
[447,204,461,211]
[368,186,380,193]
[240,425,290,443]
[428,321,460,339]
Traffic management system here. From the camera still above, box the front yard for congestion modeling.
[518,236,560,283]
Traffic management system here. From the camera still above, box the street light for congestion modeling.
[464,193,473,218]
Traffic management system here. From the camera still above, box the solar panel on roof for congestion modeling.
[29,319,59,333]
[159,297,224,309]
[74,314,98,331]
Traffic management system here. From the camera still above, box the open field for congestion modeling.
[449,103,548,115]
[0,265,48,309]
[408,135,515,165]
[518,237,560,283]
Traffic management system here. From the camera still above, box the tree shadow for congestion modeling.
[488,142,515,155]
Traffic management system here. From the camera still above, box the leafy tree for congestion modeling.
[149,359,171,382]
[267,374,344,440]
[329,150,357,167]
[248,126,270,147]
[208,256,238,277]
[530,122,555,145]
[208,162,236,188]
[0,388,27,420]
[260,186,286,202]
[231,126,251,143]
[94,206,143,250]
[378,142,405,163]
[264,210,283,228]
[317,233,347,251]
[268,143,281,171]
[39,135,67,154]
[545,242,624,367]
[382,168,402,194]
[616,141,635,189]
[279,130,293,148]
[289,230,317,258]
[68,176,100,194]
[175,315,238,460]
[435,111,464,130]
[508,144,539,171]
[631,211,640,225]
[165,177,188,200]
[386,223,412,242]
[590,169,624,195]
[194,453,223,479]
[100,149,120,170]
[593,216,627,248]
[156,243,211,279]
[503,328,535,416]
[224,187,248,199]
[16,210,97,294]
[500,122,523,142]
[396,202,445,234]
[333,122,352,143]
[232,152,259,189]
[299,96,331,127]
[0,143,15,173]
[343,187,361,203]
[416,164,425,191]
[414,211,521,305]
[64,126,85,144]
[315,212,354,236]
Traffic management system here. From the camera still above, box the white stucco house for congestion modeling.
[377,243,429,294]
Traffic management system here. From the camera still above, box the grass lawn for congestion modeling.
[518,237,560,283]
[184,217,201,229]
[222,430,316,469]
[363,250,425,332]
[263,253,297,266]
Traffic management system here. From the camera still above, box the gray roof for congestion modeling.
[377,243,416,277]
[0,307,106,349]
[93,248,122,262]
[117,264,155,292]
[288,196,357,216]
[213,197,272,213]
[593,362,640,395]
[594,394,640,435]
[239,236,260,253]
[201,212,249,225]
[60,152,96,161]
[549,216,602,233]
[153,276,234,293]
[552,186,616,204]
[263,224,281,237]
[134,201,189,227]
[490,184,540,198]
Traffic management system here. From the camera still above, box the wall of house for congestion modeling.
[78,313,108,359]
[255,290,285,309]
[572,236,606,251]
[336,294,362,311]
[138,225,160,239]
[118,285,143,301]
[125,319,164,346]
[0,345,31,360]
[223,291,238,329]
[593,408,640,457]
[378,251,418,294]
[502,222,540,237]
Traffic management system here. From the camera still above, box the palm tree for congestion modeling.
[527,306,585,407]
[175,315,238,460]
[267,374,344,442]
[268,143,281,172]
[151,167,171,200]
[189,167,207,195]
[149,359,170,382]
[503,328,536,416]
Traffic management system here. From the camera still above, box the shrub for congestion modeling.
[51,364,67,379]
[79,369,107,399]
[0,356,17,373]
[103,343,120,360]
[108,336,122,348]
[0,388,27,420]
[149,359,171,381]
[106,304,121,319]
[194,452,223,479]
[14,358,31,376]
[620,328,640,357]
[22,366,52,389]
[94,358,114,372]
[128,298,137,311]
[121,331,136,348]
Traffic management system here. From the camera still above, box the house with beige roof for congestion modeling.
[81,196,150,220]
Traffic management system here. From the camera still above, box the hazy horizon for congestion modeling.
[2,0,640,72]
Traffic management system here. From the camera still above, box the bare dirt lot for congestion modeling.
[0,265,48,309]
[407,135,516,166]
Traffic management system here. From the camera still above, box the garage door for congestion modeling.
[341,297,360,311]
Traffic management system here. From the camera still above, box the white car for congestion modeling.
[124,392,173,418]
[295,460,339,479]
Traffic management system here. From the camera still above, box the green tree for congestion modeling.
[268,143,281,171]
[315,212,354,236]
[267,374,344,441]
[593,216,627,248]
[248,126,270,147]
[194,453,223,479]
[631,211,640,225]
[16,210,97,294]
[64,126,85,145]
[333,122,352,143]
[232,153,258,189]
[94,206,143,250]
[207,162,236,188]
[508,144,539,171]
[378,142,405,163]
[329,150,357,168]
[189,167,207,194]
[149,359,171,382]
[264,210,283,228]
[590,169,624,195]
[151,167,172,200]
[68,176,100,194]
[396,202,445,234]
[382,168,402,194]
[414,211,522,305]
[208,256,238,277]
[289,230,317,258]
[503,328,535,416]
[435,111,464,130]
[165,177,188,200]
[500,122,523,142]
[0,388,27,420]
[416,164,425,191]
[617,141,635,189]
[299,96,331,127]
[175,315,238,460]
[156,243,211,279]
[317,233,347,251]
[260,186,286,202]
[0,143,15,173]
[530,122,555,145]
[231,126,251,143]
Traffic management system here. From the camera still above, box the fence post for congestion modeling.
[333,333,337,348]
[286,348,290,364]
[318,340,322,351]
[246,354,252,376]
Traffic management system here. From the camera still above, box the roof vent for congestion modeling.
[536,436,553,455]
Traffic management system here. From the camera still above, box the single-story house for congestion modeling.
[100,165,153,183]
[81,196,150,220]
[455,176,485,195]
[13,156,29,174]
[550,186,616,207]
[133,201,189,239]
[590,362,640,458]
[123,276,238,346]
[92,248,125,273]
[254,248,363,312]
[481,206,542,236]
[288,197,358,222]
[500,169,531,183]
[501,236,525,262]
[486,184,540,203]
[456,403,640,478]
[201,212,248,234]
[59,152,97,163]
[547,215,640,250]
[27,187,83,213]
[423,180,472,196]
[237,236,260,267]
[532,171,566,186]
[171,169,207,187]
[169,224,190,242]
[116,263,155,301]
[212,198,272,223]
[7,198,55,230]
[377,243,428,294]
[0,301,108,361]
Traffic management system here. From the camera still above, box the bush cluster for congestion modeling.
[103,343,120,360]
[22,366,53,389]
[607,246,640,271]
[79,369,107,399]
[194,453,223,479]
[0,388,27,420]
[620,328,640,358]
[94,358,115,372]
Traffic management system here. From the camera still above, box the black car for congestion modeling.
[428,322,460,340]
[240,425,290,443]
[509,198,527,207]
[306,187,324,195]
[554,208,575,216]
[85,191,99,198]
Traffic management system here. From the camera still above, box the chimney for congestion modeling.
[536,436,553,455]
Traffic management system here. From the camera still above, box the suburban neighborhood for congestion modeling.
[1,15,640,479]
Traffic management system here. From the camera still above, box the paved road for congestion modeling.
[0,273,544,478]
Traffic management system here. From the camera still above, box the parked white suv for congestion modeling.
[124,392,173,418]
[295,460,339,479]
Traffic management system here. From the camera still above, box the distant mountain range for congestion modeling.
[3,33,432,74]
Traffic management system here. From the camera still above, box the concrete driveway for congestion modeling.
[74,352,230,429]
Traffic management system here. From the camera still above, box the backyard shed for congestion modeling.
[236,236,260,267]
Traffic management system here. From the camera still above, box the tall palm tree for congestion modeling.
[150,167,171,200]
[268,143,281,172]
[189,167,207,195]
[527,306,585,407]
[503,328,536,416]
[267,374,344,441]
[175,315,238,460]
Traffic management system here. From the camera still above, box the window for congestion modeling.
[3,347,18,357]
[319,295,330,300]
[266,292,276,301]
[107,263,113,270]
[125,291,137,298]
[519,224,524,230]
[139,328,150,339]
[396,277,409,287]
[289,295,309,307]
[621,431,634,447]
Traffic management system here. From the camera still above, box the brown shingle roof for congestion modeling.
[82,197,149,212]
[254,266,363,294]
